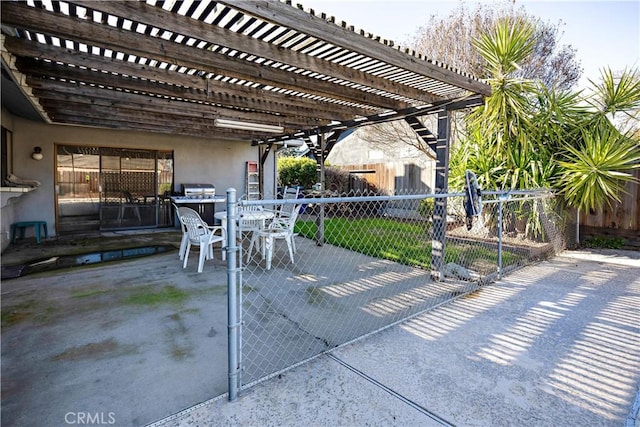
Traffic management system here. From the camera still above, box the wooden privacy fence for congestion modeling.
[579,168,640,247]
[338,161,435,194]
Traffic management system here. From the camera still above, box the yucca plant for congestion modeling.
[556,126,640,212]
[589,67,640,116]
[554,68,640,212]
[469,18,538,155]
[451,19,639,233]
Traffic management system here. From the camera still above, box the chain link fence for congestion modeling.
[226,189,564,397]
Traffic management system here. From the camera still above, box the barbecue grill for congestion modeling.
[171,183,225,225]
[181,183,216,199]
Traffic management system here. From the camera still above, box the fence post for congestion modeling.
[497,193,507,279]
[226,188,240,400]
[316,133,326,246]
[431,108,451,281]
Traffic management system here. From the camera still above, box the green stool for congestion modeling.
[11,221,48,244]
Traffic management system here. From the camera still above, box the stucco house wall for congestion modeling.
[1,108,274,251]
[326,129,436,194]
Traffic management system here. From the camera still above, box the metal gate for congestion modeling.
[225,188,564,399]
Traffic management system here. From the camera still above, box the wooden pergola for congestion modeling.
[2,0,489,136]
[1,0,492,278]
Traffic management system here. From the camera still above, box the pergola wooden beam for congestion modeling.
[3,2,410,111]
[5,37,365,121]
[255,94,485,144]
[22,64,327,129]
[220,0,492,96]
[1,0,490,141]
[74,0,440,106]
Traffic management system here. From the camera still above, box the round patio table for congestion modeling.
[214,210,275,232]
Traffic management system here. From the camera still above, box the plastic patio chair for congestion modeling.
[173,203,190,260]
[248,203,300,270]
[118,190,142,223]
[277,186,300,220]
[179,207,226,273]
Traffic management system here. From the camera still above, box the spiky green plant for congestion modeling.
[453,20,640,218]
[556,126,640,212]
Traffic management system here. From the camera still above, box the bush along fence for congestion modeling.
[224,188,564,399]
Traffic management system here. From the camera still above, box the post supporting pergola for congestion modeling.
[431,108,451,281]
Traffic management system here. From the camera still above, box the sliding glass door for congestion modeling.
[56,145,173,234]
[56,146,101,234]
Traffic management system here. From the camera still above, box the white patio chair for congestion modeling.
[276,186,300,220]
[238,204,265,233]
[172,203,190,260]
[248,203,300,270]
[179,207,226,273]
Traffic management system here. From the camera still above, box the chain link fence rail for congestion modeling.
[226,188,564,398]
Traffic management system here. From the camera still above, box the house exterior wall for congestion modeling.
[326,129,436,194]
[1,109,274,251]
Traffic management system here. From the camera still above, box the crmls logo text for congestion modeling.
[64,412,116,425]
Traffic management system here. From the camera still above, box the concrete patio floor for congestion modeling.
[2,232,639,426]
[155,248,640,427]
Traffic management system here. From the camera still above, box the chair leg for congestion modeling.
[198,242,207,273]
[286,236,295,264]
[261,235,268,260]
[247,233,258,263]
[179,234,188,260]
[183,242,191,269]
[265,236,273,270]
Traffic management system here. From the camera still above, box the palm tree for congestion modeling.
[455,19,640,215]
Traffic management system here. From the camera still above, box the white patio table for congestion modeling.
[215,209,276,263]
[214,209,275,233]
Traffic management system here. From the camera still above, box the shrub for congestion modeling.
[418,198,435,217]
[324,167,350,193]
[584,236,625,249]
[277,157,317,188]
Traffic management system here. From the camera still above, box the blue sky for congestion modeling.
[300,0,640,89]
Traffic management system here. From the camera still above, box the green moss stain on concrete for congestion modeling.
[1,299,39,327]
[123,285,189,306]
[52,338,138,361]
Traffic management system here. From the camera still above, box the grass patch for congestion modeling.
[123,285,189,306]
[296,217,523,269]
[297,217,432,266]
